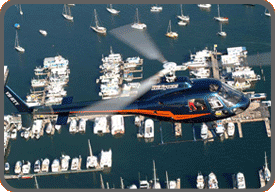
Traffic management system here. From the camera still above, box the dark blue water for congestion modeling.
[4,4,271,189]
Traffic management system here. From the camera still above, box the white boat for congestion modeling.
[39,30,47,36]
[236,172,246,189]
[34,160,41,173]
[55,124,61,132]
[183,56,209,68]
[264,9,271,17]
[106,4,120,14]
[43,55,69,69]
[14,30,25,53]
[128,184,138,189]
[46,122,52,134]
[140,180,150,189]
[71,157,80,171]
[93,117,108,135]
[150,4,163,12]
[45,97,63,106]
[131,8,147,30]
[67,4,75,6]
[91,9,107,35]
[232,66,259,81]
[60,155,70,171]
[19,4,23,15]
[264,152,271,182]
[214,4,229,22]
[22,161,31,174]
[198,4,211,8]
[217,22,227,37]
[196,172,205,189]
[208,172,219,189]
[69,119,77,133]
[166,20,178,38]
[200,123,208,140]
[86,139,99,169]
[62,4,73,21]
[10,129,17,139]
[32,119,43,139]
[14,161,22,174]
[190,68,210,78]
[100,149,112,168]
[51,159,60,172]
[144,119,154,142]
[227,78,251,90]
[24,129,30,139]
[78,118,87,133]
[227,122,235,136]
[215,120,225,136]
[178,20,188,26]
[41,158,50,172]
[111,115,125,135]
[177,4,189,21]
[5,162,10,172]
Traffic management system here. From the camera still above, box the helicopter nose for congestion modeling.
[233,95,250,115]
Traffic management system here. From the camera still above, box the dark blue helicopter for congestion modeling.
[4,25,250,127]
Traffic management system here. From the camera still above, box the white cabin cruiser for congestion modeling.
[61,155,70,171]
[51,159,60,173]
[100,149,112,168]
[34,160,41,173]
[22,161,31,174]
[94,117,108,135]
[196,172,205,189]
[41,158,50,172]
[236,172,246,189]
[144,119,154,142]
[227,122,235,136]
[208,172,218,189]
[111,115,125,135]
[200,123,208,140]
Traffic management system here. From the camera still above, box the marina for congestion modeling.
[3,4,271,189]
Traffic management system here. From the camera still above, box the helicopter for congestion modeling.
[4,24,250,128]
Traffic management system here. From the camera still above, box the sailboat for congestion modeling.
[90,9,107,35]
[86,139,99,169]
[150,4,163,12]
[131,8,147,30]
[19,4,23,15]
[166,20,178,38]
[62,4,73,21]
[264,8,271,17]
[177,4,189,21]
[214,4,229,22]
[217,22,226,37]
[14,30,25,53]
[198,4,211,8]
[150,160,161,189]
[264,151,271,182]
[106,4,120,14]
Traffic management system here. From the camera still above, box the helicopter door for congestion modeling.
[188,98,207,112]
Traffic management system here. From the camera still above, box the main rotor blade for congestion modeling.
[110,24,166,63]
[84,68,170,112]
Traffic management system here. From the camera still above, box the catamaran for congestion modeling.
[14,30,25,53]
[150,4,163,12]
[131,8,147,30]
[214,4,228,22]
[177,4,189,22]
[106,4,120,14]
[198,4,211,8]
[91,9,107,35]
[62,4,73,21]
[165,20,178,38]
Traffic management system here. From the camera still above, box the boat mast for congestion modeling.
[94,9,99,27]
[88,139,93,156]
[110,4,113,9]
[63,4,67,15]
[100,173,105,189]
[120,177,124,189]
[153,160,157,189]
[180,4,183,16]
[166,171,170,189]
[19,4,23,15]
[167,20,172,33]
[135,8,140,23]
[68,5,72,17]
[15,31,19,47]
[264,151,268,168]
[217,4,220,18]
[34,176,39,189]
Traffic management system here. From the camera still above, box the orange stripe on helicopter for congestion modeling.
[69,109,210,120]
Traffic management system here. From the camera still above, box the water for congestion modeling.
[4,4,271,189]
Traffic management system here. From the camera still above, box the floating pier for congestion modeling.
[174,123,182,137]
[4,167,104,180]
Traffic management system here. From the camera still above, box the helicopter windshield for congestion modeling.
[218,83,243,107]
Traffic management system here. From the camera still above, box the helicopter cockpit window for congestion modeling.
[208,96,224,110]
[188,99,207,112]
[218,83,242,107]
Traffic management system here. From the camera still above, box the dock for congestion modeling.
[237,122,243,138]
[4,167,104,180]
[211,51,220,79]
